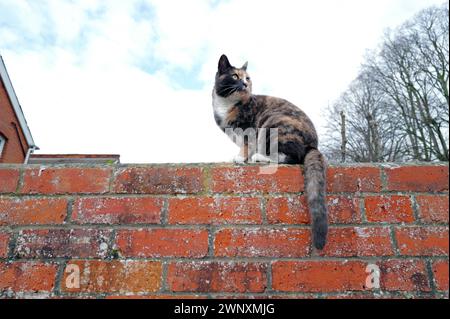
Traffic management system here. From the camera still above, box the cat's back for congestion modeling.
[253,95,317,139]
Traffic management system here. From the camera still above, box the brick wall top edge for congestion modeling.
[0,162,448,169]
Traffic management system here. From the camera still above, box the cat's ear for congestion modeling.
[218,54,232,74]
[241,61,248,71]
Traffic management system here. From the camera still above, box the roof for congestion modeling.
[0,54,37,149]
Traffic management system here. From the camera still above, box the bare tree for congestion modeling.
[323,3,449,163]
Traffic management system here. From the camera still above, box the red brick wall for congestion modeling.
[0,79,28,163]
[0,163,448,299]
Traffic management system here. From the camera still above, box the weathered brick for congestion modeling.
[72,197,163,224]
[0,262,57,293]
[214,228,310,257]
[432,260,449,291]
[395,227,449,256]
[15,229,112,259]
[379,260,430,292]
[61,260,162,293]
[0,168,20,193]
[266,196,309,224]
[365,195,415,223]
[168,197,262,225]
[168,262,267,293]
[211,166,303,193]
[106,294,207,299]
[416,195,449,223]
[116,229,208,258]
[320,227,394,257]
[325,196,362,224]
[21,167,111,194]
[273,260,430,292]
[385,165,449,192]
[113,166,203,194]
[266,195,361,225]
[216,294,317,299]
[0,198,67,226]
[272,261,368,292]
[0,232,10,258]
[327,166,381,193]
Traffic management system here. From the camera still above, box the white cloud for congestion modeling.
[0,0,445,163]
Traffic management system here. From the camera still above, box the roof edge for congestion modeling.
[0,54,37,149]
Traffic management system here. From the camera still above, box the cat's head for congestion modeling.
[214,54,252,100]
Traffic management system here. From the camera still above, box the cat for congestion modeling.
[212,54,328,249]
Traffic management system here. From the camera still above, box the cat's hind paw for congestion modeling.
[233,154,247,163]
[250,153,272,163]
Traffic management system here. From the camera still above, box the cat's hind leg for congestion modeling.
[250,152,287,163]
[233,144,250,163]
[250,153,271,163]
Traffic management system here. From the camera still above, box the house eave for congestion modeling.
[0,54,37,150]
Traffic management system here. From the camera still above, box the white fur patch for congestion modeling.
[250,153,272,163]
[250,152,287,163]
[233,154,247,163]
[212,90,238,127]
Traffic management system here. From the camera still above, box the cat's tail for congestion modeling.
[303,148,328,250]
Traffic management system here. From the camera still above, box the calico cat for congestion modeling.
[212,54,328,249]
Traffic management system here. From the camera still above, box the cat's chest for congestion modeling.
[212,94,237,128]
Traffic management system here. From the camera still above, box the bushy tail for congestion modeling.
[303,148,328,250]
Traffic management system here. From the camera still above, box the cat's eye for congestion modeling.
[232,74,239,80]
[246,77,251,81]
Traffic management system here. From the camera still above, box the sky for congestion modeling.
[0,0,445,163]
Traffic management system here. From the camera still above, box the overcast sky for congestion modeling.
[0,0,445,163]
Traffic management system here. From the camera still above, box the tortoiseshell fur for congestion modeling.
[212,55,328,249]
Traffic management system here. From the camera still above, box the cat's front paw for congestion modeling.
[233,154,247,163]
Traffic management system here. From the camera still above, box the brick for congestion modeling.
[21,167,111,194]
[168,197,262,225]
[385,166,449,192]
[116,229,208,258]
[215,294,316,299]
[266,195,361,225]
[327,166,381,193]
[395,227,449,256]
[0,198,67,226]
[214,228,310,257]
[211,166,303,193]
[320,227,393,257]
[106,294,207,299]
[0,168,20,193]
[168,262,267,293]
[432,260,449,291]
[113,166,203,194]
[272,261,369,292]
[61,260,162,293]
[325,196,362,224]
[273,260,431,293]
[0,232,10,258]
[416,195,449,223]
[365,195,415,223]
[266,196,309,224]
[325,293,398,299]
[379,260,430,292]
[15,229,112,259]
[72,197,163,224]
[0,262,57,292]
